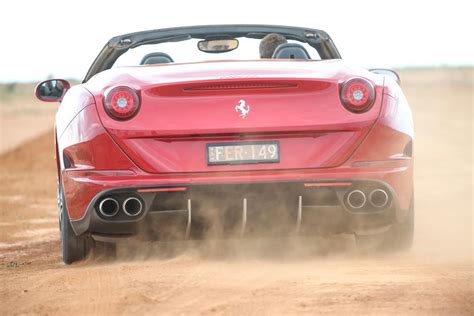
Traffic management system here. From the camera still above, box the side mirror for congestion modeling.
[369,69,401,85]
[35,79,71,102]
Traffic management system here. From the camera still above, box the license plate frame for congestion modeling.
[206,141,280,165]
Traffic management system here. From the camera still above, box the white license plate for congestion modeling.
[207,142,280,165]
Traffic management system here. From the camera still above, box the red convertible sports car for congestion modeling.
[36,25,414,264]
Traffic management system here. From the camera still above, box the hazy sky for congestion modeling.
[0,0,472,82]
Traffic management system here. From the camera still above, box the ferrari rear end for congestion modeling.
[60,60,413,254]
[37,25,414,264]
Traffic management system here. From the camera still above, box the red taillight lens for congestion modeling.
[103,86,140,120]
[340,78,376,113]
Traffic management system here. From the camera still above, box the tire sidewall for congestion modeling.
[59,186,86,264]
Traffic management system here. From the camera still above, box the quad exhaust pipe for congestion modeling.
[98,198,119,217]
[369,189,389,208]
[122,197,143,217]
[98,196,143,217]
[346,188,389,210]
[346,190,366,209]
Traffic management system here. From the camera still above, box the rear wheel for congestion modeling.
[355,194,414,253]
[59,188,89,264]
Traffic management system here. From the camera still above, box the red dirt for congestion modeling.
[0,68,472,315]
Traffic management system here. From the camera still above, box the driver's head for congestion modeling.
[259,33,287,58]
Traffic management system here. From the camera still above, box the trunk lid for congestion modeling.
[87,60,384,174]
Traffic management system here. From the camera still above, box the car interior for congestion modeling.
[272,43,311,59]
[140,42,312,66]
[140,52,174,65]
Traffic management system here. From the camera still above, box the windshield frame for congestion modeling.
[83,24,341,83]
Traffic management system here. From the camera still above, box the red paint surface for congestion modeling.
[55,60,413,220]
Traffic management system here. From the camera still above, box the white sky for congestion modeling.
[0,0,472,82]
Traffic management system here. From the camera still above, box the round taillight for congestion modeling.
[103,86,140,120]
[340,78,376,113]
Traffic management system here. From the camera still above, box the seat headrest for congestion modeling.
[140,52,174,65]
[272,43,311,60]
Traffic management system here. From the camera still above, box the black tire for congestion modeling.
[59,188,89,264]
[356,194,414,253]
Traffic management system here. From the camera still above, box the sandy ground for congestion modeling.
[0,68,472,315]
[0,83,58,154]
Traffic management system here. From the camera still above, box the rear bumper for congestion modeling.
[65,159,413,237]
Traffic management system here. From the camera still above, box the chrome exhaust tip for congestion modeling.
[346,190,366,209]
[98,198,119,217]
[369,189,389,208]
[123,197,143,217]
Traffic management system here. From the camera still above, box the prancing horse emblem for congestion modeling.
[235,99,251,118]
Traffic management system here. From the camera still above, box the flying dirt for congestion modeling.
[0,68,473,315]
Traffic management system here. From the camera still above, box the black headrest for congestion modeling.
[272,43,311,60]
[140,52,174,65]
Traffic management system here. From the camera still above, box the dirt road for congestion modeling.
[0,68,472,315]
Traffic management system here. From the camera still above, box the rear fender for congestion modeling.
[58,104,136,220]
[349,82,414,210]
